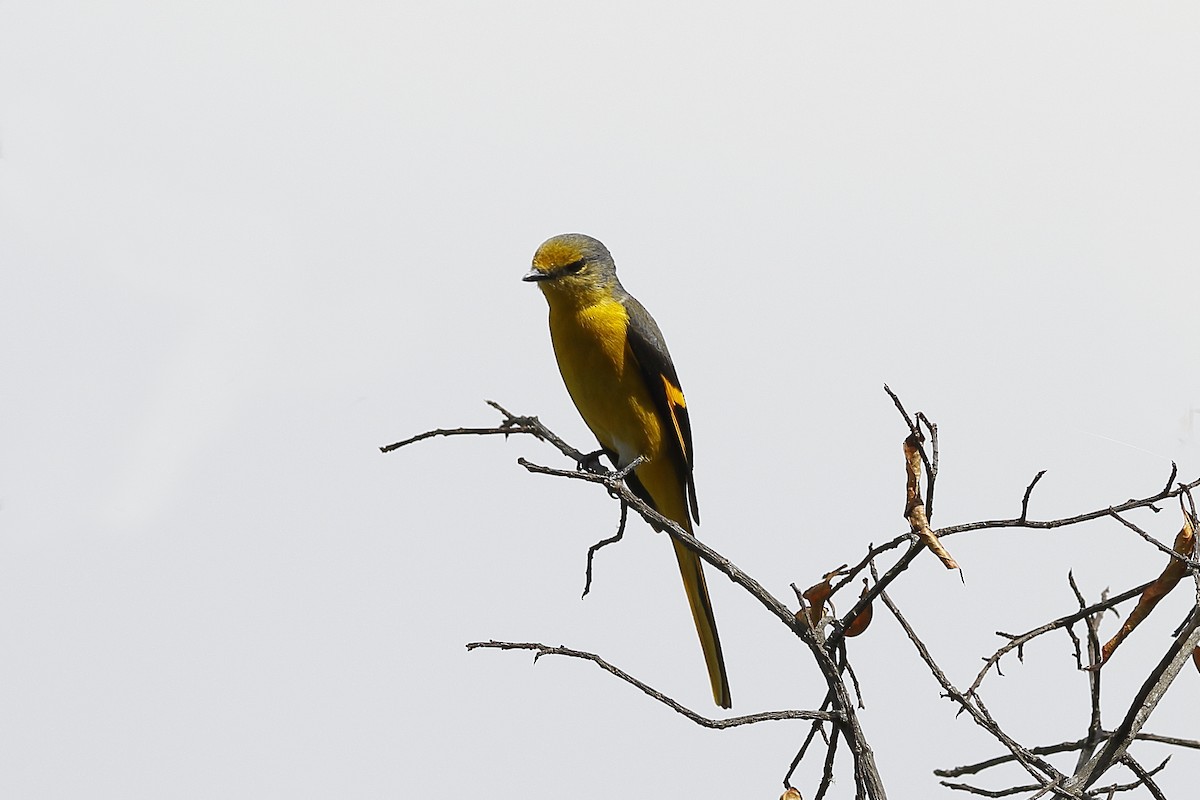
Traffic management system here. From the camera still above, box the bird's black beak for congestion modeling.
[522,268,550,282]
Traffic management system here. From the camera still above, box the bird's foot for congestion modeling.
[577,449,608,474]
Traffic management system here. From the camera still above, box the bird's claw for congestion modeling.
[577,449,608,474]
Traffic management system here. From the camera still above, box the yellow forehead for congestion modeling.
[532,238,587,271]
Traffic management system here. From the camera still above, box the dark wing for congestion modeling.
[621,292,700,525]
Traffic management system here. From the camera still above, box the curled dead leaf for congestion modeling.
[903,433,958,570]
[1100,512,1195,664]
[801,567,846,628]
[844,579,874,637]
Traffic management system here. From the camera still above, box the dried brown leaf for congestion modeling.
[903,433,958,570]
[1100,513,1195,663]
[801,567,845,628]
[844,579,874,638]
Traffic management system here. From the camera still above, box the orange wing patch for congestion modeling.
[660,374,689,460]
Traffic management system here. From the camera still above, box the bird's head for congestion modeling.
[524,233,618,304]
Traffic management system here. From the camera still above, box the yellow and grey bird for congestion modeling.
[524,233,731,708]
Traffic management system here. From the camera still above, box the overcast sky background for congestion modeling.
[2,3,1199,798]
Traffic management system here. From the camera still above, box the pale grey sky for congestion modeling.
[2,3,1198,798]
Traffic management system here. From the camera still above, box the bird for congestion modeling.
[523,233,731,708]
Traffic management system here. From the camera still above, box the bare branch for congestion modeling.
[783,711,833,789]
[1068,574,1104,774]
[1106,509,1200,569]
[582,501,629,598]
[380,400,594,464]
[1020,470,1047,523]
[812,720,840,800]
[939,780,1044,797]
[1161,462,1179,497]
[1115,754,1169,800]
[465,640,833,729]
[1132,732,1200,750]
[936,731,1196,779]
[883,383,918,434]
[935,474,1200,540]
[969,581,1152,694]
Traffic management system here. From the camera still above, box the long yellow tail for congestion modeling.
[633,455,732,709]
[671,533,732,708]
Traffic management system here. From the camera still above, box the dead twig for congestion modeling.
[466,641,833,728]
[582,501,629,598]
[969,581,1152,695]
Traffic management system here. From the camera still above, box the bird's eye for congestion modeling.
[561,258,586,275]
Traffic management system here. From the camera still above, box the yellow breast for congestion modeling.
[548,297,664,468]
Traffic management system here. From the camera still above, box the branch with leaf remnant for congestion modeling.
[384,388,1200,799]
